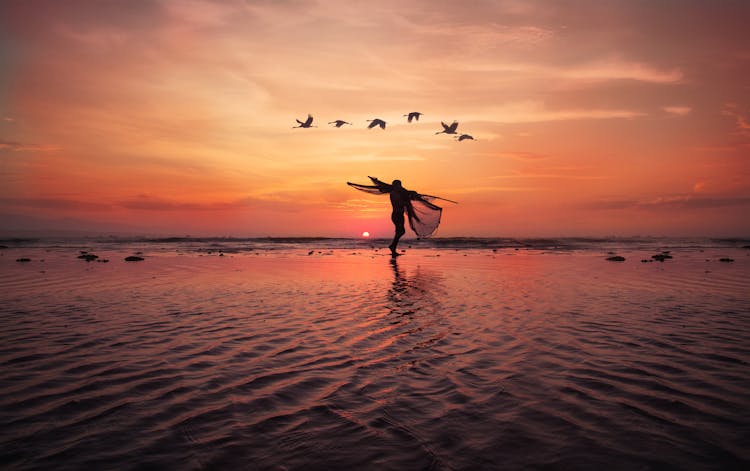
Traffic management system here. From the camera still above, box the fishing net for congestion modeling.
[347,176,444,238]
[408,196,442,238]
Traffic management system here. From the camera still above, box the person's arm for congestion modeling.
[367,177,393,193]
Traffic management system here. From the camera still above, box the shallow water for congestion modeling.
[1,246,749,470]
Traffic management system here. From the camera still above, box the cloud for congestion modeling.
[160,0,241,29]
[117,193,314,213]
[498,151,548,160]
[335,197,388,213]
[333,154,426,162]
[488,164,607,181]
[723,103,750,137]
[560,59,684,84]
[450,185,543,195]
[0,197,112,210]
[0,193,320,215]
[57,24,131,49]
[587,195,750,210]
[0,140,22,150]
[403,20,555,48]
[118,194,239,211]
[663,106,692,116]
[455,59,684,85]
[464,101,645,124]
[0,140,61,152]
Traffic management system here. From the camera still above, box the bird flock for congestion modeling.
[293,112,475,142]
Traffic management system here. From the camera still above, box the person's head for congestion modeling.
[392,179,402,188]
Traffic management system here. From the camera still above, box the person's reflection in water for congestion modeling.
[387,258,445,318]
[386,258,450,372]
[388,258,413,316]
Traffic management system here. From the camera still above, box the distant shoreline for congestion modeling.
[2,235,749,254]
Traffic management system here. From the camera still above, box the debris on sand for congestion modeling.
[652,253,673,262]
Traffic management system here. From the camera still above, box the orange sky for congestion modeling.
[1,0,749,237]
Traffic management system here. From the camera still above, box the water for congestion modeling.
[1,238,749,469]
[2,235,748,252]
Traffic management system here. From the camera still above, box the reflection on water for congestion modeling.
[387,258,443,318]
[1,249,749,470]
[389,258,408,313]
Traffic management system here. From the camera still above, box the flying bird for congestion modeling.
[367,118,387,129]
[455,133,474,141]
[404,112,423,123]
[435,121,459,135]
[293,114,315,128]
[328,120,351,127]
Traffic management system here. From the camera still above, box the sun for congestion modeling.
[362,231,370,238]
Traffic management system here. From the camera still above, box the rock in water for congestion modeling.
[606,256,626,262]
[125,256,145,261]
[652,254,673,262]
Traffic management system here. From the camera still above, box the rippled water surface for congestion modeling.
[1,245,749,470]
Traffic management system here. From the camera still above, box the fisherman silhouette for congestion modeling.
[388,179,415,257]
[347,176,455,257]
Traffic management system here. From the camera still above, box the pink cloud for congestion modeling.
[663,106,692,116]
[0,140,61,152]
[723,103,750,137]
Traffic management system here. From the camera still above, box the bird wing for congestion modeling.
[448,122,458,132]
[304,115,313,126]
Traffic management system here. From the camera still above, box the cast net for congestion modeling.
[408,195,442,238]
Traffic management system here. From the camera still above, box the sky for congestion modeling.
[1,0,749,238]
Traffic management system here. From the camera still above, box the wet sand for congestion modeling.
[1,247,749,470]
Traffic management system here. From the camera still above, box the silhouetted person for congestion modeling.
[347,176,451,249]
[389,179,417,257]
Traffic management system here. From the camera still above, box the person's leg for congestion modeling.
[390,218,405,256]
